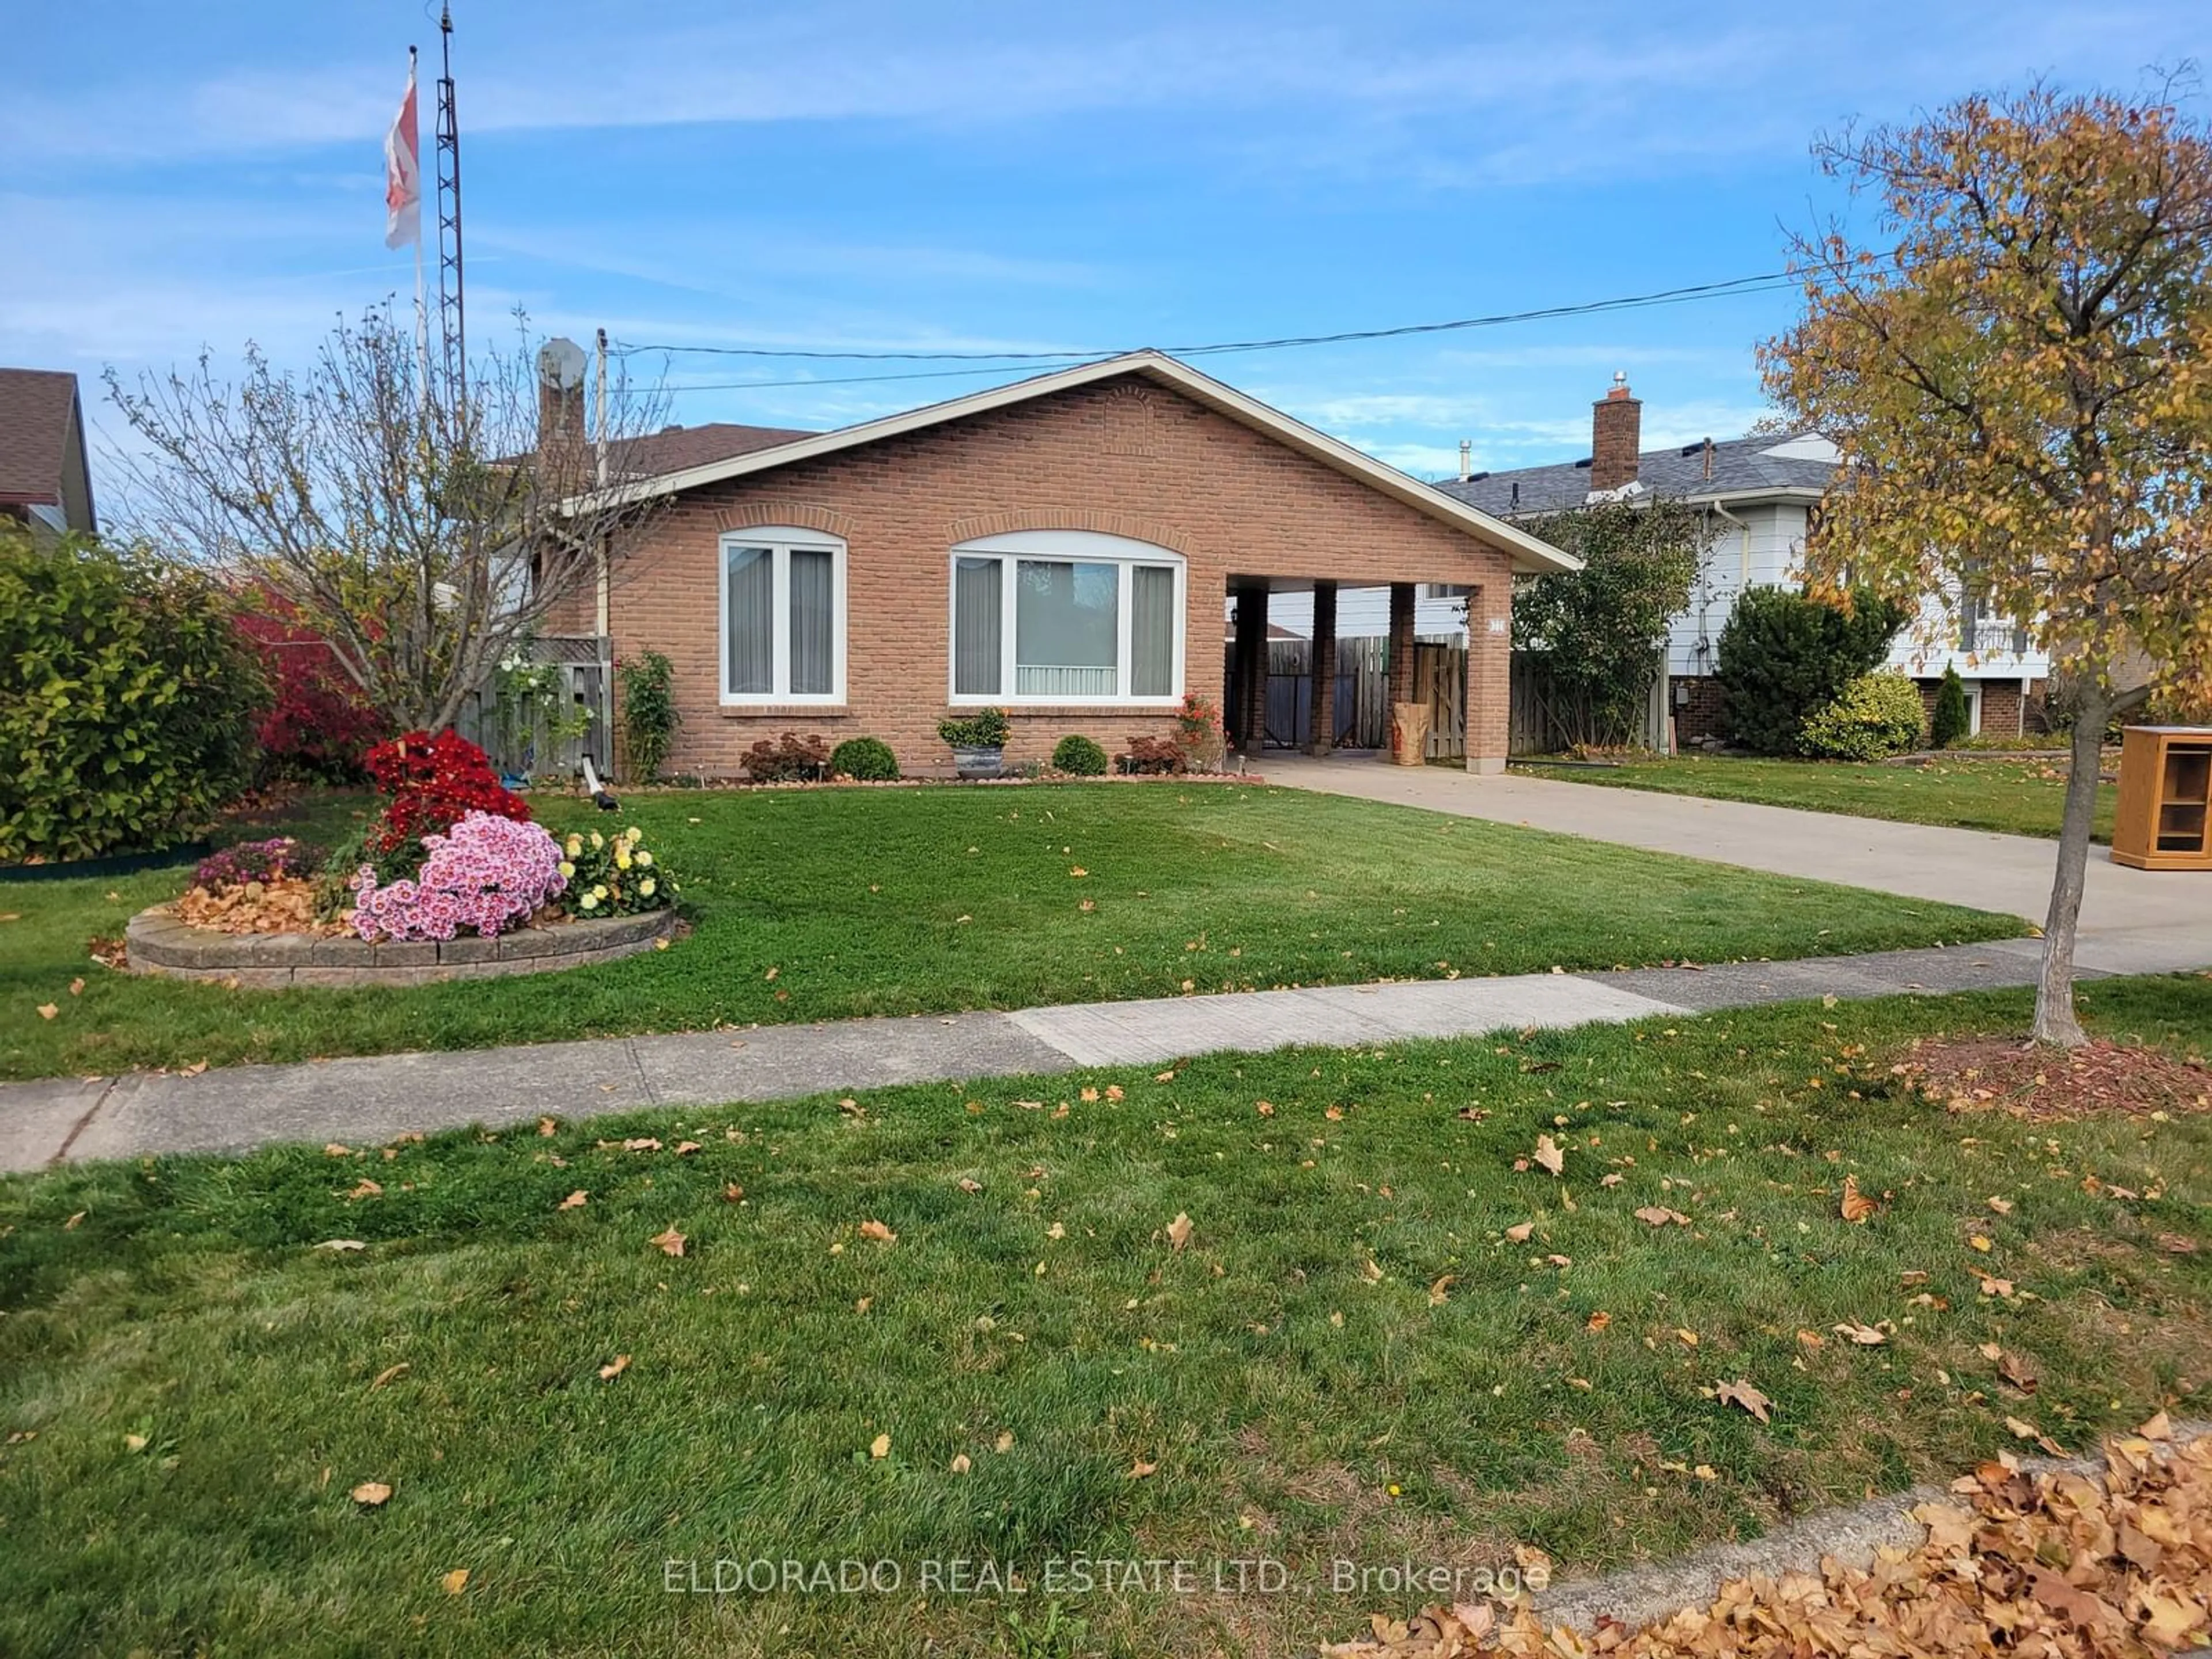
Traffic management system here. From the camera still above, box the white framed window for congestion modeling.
[948,530,1184,706]
[718,527,847,705]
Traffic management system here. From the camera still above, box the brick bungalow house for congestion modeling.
[560,351,1577,779]
[1441,377,2051,743]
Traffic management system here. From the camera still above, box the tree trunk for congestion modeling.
[2031,684,2110,1047]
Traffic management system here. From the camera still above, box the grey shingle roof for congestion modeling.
[1438,433,1837,517]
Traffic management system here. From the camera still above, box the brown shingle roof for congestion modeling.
[619,421,816,476]
[0,368,83,506]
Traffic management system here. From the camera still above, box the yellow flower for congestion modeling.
[626,826,643,842]
[639,877,656,897]
[635,850,653,868]
[579,892,599,911]
[565,835,581,857]
[592,884,608,900]
[557,860,575,878]
[590,831,604,850]
[615,849,632,870]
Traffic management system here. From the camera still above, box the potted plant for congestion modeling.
[938,707,1010,778]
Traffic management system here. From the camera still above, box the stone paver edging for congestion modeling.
[124,905,679,988]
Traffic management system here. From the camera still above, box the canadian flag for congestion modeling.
[384,55,421,249]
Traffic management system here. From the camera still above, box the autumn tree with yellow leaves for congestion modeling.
[1762,83,2212,1047]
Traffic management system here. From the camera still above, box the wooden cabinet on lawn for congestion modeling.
[2112,726,2212,870]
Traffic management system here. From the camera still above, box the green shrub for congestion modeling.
[1050,734,1108,776]
[938,708,1010,749]
[618,649,680,783]
[1929,666,1971,748]
[1716,585,1908,756]
[1800,672,1929,760]
[830,736,900,781]
[0,529,267,862]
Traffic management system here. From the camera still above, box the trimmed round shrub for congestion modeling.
[0,528,267,862]
[831,736,900,781]
[1051,734,1109,776]
[1799,672,1929,760]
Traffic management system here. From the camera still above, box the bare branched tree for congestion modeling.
[108,305,668,733]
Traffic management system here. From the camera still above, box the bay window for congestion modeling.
[948,531,1184,704]
[719,528,846,704]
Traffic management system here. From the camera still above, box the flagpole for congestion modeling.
[408,46,431,405]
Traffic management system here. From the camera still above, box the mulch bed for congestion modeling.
[1889,1037,2212,1122]
[1325,1419,2210,1657]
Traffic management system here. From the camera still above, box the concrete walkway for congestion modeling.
[0,934,2144,1174]
[1262,754,2212,975]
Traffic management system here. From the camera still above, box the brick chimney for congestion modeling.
[1589,371,1642,492]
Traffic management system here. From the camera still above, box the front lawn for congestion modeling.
[2,976,2207,1657]
[0,784,2027,1082]
[1518,752,2118,842]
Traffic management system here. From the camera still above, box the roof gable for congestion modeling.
[592,351,1578,574]
[0,368,89,513]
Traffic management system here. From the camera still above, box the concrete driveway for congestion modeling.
[1262,754,2212,975]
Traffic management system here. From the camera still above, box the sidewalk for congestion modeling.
[2,932,2164,1173]
[1262,754,2212,975]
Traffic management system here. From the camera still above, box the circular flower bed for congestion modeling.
[125,732,686,988]
[126,903,680,988]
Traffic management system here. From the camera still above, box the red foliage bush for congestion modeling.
[743,732,830,783]
[233,599,388,782]
[1115,734,1189,775]
[362,729,531,851]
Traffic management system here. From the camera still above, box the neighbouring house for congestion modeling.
[0,368,97,541]
[1438,376,2052,744]
[554,350,1576,779]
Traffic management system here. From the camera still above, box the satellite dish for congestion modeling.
[537,337,588,391]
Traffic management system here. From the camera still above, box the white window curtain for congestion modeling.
[953,557,1002,696]
[720,531,846,703]
[725,546,774,696]
[1131,565,1175,698]
[788,548,835,696]
[1016,560,1119,698]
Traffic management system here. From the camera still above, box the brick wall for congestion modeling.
[1912,679,2028,739]
[1669,676,1728,747]
[603,375,1518,778]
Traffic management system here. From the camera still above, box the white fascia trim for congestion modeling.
[581,351,1581,577]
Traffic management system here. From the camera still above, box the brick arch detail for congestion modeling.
[710,501,857,539]
[942,509,1205,560]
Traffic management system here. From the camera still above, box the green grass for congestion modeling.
[2,976,2207,1658]
[1517,752,2117,842]
[0,784,2027,1083]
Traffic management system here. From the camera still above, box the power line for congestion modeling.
[620,270,1802,391]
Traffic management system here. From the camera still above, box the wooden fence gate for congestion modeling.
[453,635,615,783]
[1233,635,1465,757]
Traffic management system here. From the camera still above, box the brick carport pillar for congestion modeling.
[1385,582,1416,759]
[1232,584,1270,760]
[1465,584,1508,774]
[1306,580,1337,755]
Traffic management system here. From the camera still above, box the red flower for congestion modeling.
[362,729,531,851]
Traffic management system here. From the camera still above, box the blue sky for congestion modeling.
[6,1,2206,491]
